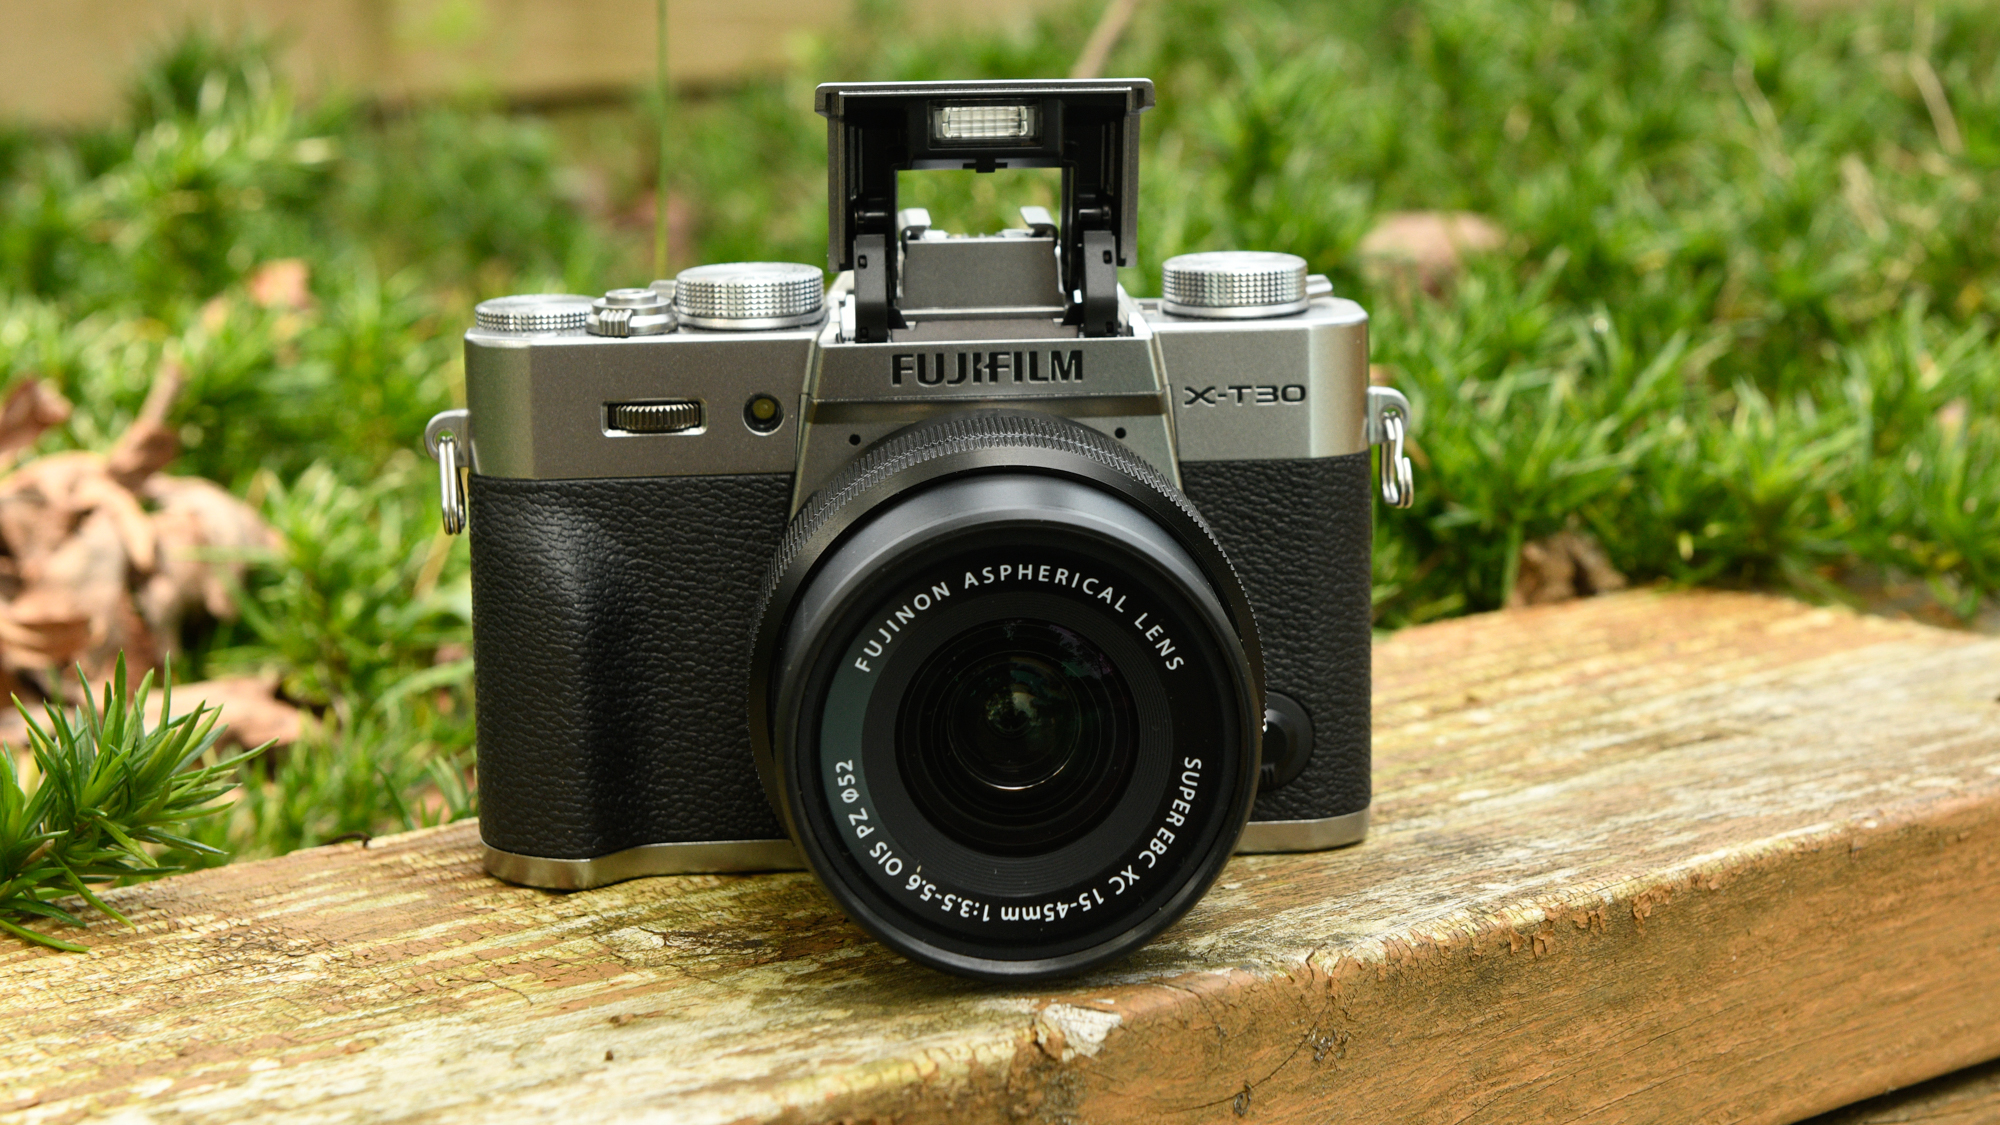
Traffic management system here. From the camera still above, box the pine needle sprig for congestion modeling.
[0,656,265,951]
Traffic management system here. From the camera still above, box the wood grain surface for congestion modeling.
[1805,1058,2000,1125]
[2,589,1997,1124]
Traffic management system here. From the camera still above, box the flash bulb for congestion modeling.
[931,103,1038,144]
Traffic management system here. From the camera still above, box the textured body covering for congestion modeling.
[1184,451,1374,823]
[468,471,794,857]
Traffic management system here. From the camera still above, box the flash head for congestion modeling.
[814,79,1155,343]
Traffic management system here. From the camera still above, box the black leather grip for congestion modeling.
[1181,453,1372,822]
[468,472,793,859]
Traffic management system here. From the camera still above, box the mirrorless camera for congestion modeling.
[425,79,1415,981]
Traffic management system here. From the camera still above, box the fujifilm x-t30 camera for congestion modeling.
[425,79,1416,980]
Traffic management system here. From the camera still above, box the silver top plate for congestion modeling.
[462,326,818,480]
[459,281,1370,487]
[1150,295,1370,462]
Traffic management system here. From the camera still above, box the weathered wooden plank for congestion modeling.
[1,589,1996,1124]
[1805,1059,2000,1125]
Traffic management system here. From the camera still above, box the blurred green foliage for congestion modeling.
[660,0,2000,624]
[0,30,569,861]
[0,0,1994,870]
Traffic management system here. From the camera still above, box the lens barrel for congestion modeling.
[751,412,1264,980]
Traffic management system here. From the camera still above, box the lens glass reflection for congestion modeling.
[899,619,1137,855]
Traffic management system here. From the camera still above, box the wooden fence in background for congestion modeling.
[0,0,1073,127]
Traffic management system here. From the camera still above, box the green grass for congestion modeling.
[656,0,2000,624]
[0,658,258,948]
[0,0,1995,873]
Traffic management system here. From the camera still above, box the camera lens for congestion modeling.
[752,411,1264,981]
[900,620,1136,855]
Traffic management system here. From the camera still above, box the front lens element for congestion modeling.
[901,620,1136,855]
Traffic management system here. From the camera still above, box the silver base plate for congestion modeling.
[1235,807,1370,853]
[483,807,1370,891]
[484,838,803,891]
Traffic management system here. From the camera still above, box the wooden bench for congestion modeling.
[3,589,1997,1123]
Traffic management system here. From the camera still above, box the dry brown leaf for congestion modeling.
[0,358,269,705]
[247,259,312,311]
[0,452,122,571]
[104,423,177,488]
[105,360,184,488]
[0,380,72,461]
[1508,529,1629,608]
[145,674,303,750]
[0,452,158,577]
[140,475,280,633]
[0,674,303,753]
[1358,211,1507,294]
[6,508,158,681]
[74,470,157,573]
[0,600,89,673]
[0,663,26,713]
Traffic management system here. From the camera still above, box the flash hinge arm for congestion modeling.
[1077,229,1120,337]
[851,233,905,343]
